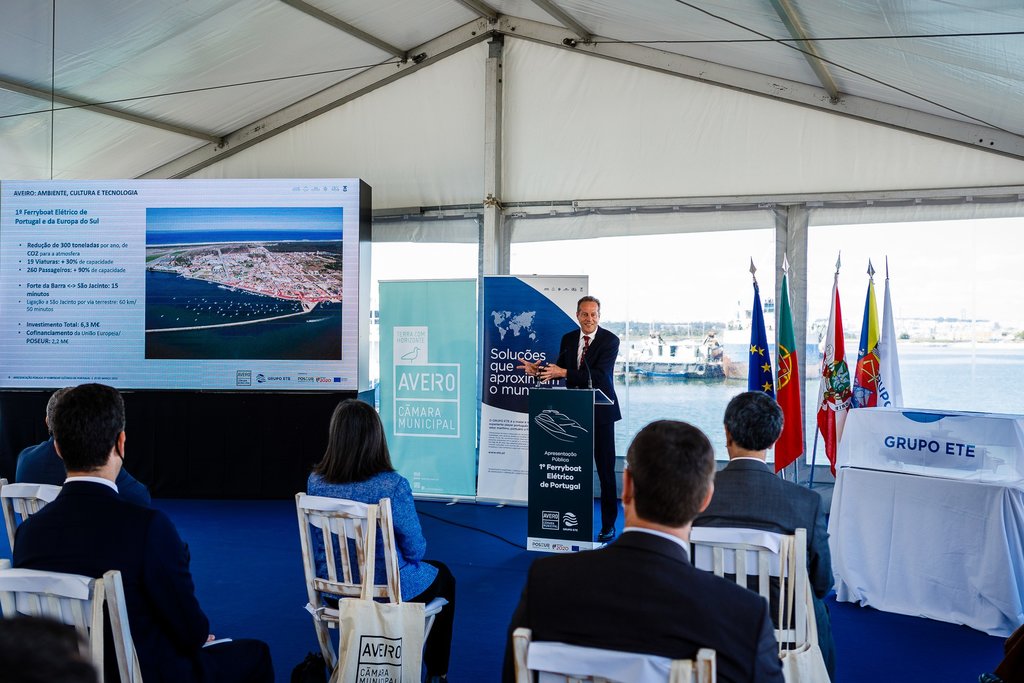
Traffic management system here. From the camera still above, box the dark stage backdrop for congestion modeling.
[0,390,352,499]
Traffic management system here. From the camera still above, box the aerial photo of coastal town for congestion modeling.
[144,206,344,360]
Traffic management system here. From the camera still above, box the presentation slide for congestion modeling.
[0,179,370,391]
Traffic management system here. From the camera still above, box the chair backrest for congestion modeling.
[0,480,62,550]
[689,527,809,649]
[512,627,715,683]
[295,493,446,675]
[295,493,402,604]
[0,566,143,683]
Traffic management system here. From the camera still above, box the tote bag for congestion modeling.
[335,598,425,683]
[332,505,425,683]
[777,535,830,683]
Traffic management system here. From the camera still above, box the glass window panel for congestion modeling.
[805,216,1024,470]
[511,229,775,460]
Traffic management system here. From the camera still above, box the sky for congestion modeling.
[147,206,344,233]
[371,215,1024,329]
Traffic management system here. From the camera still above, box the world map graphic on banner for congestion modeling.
[491,310,538,341]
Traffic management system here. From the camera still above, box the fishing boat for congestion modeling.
[615,332,728,379]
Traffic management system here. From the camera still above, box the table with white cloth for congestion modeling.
[829,407,1024,637]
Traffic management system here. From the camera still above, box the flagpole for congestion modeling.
[808,428,819,488]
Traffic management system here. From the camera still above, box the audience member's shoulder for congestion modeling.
[777,474,821,502]
[527,553,569,581]
[378,470,412,493]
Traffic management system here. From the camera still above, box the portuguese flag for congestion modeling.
[775,267,803,472]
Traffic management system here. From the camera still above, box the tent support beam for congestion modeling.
[528,0,592,42]
[278,0,407,59]
[138,19,492,179]
[573,184,1024,209]
[767,0,840,103]
[0,76,221,144]
[481,35,509,275]
[496,16,1024,161]
[452,0,499,21]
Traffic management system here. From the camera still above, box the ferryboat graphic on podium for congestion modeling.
[533,409,588,443]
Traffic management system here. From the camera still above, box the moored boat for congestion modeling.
[615,332,728,379]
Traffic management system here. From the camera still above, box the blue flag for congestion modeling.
[748,281,775,397]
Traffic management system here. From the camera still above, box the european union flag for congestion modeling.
[748,280,775,397]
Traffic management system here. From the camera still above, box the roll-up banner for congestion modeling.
[476,275,587,504]
[379,279,478,499]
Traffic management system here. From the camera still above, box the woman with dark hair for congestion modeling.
[307,398,455,683]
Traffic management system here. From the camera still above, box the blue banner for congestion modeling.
[379,279,477,498]
[477,275,585,503]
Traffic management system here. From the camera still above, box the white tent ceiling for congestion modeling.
[3,0,1024,207]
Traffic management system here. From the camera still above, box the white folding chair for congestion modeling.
[690,527,816,654]
[295,493,446,674]
[512,627,715,683]
[0,566,143,683]
[0,479,62,550]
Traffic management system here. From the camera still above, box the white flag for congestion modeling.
[876,268,903,407]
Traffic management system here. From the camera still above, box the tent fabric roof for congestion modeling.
[3,0,1024,204]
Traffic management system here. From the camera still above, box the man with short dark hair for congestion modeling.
[0,615,98,683]
[15,386,151,506]
[504,420,783,683]
[518,295,622,542]
[694,390,836,680]
[13,383,273,683]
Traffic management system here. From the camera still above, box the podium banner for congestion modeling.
[527,388,595,552]
[379,279,477,498]
[476,275,586,503]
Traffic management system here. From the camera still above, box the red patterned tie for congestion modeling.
[580,334,590,367]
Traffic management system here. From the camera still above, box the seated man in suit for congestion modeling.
[16,386,151,507]
[504,419,783,683]
[13,383,273,683]
[694,390,836,680]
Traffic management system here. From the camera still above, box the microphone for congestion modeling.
[581,352,593,390]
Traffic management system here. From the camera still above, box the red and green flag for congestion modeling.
[775,259,802,472]
[816,255,852,476]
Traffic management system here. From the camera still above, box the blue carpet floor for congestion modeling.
[3,498,1008,681]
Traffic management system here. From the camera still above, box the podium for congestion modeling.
[526,387,611,553]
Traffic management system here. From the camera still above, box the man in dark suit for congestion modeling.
[16,387,151,507]
[13,383,273,683]
[504,420,783,683]
[518,295,621,542]
[694,390,836,680]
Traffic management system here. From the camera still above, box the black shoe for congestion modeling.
[597,527,616,543]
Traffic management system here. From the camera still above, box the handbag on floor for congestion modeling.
[333,517,425,683]
[290,651,327,683]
